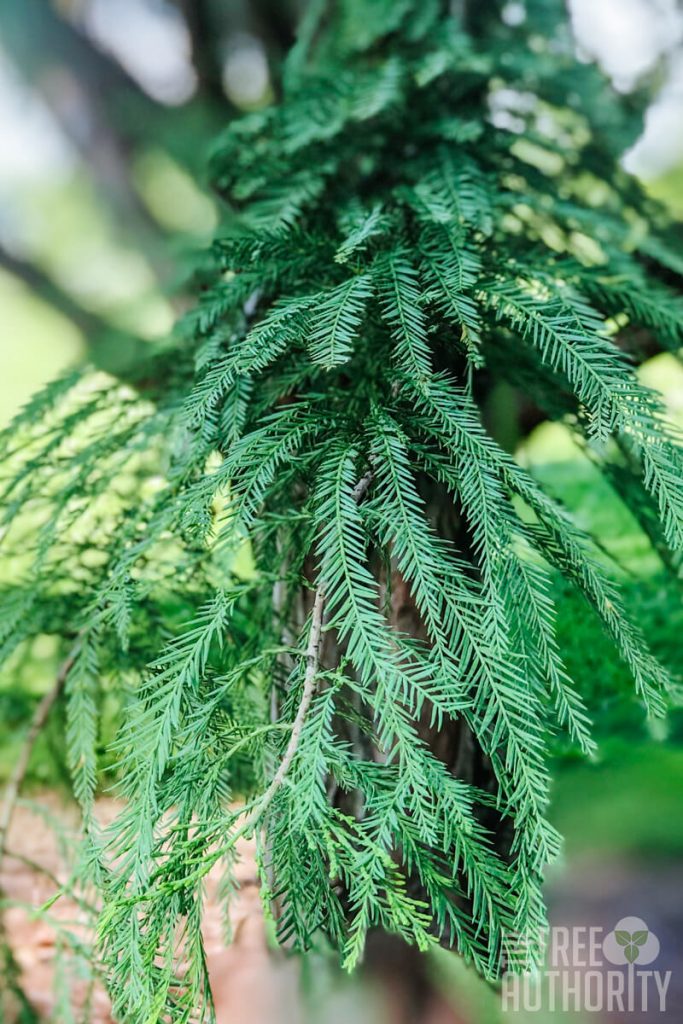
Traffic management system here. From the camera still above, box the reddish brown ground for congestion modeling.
[0,796,300,1023]
[0,795,462,1024]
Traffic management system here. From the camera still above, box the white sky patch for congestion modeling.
[569,0,683,175]
[222,33,270,109]
[0,49,75,188]
[625,51,683,175]
[570,0,682,89]
[83,0,196,104]
[0,47,76,253]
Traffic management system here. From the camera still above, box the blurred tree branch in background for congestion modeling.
[0,240,146,376]
[0,0,302,382]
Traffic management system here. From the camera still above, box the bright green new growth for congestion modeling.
[2,1,683,1020]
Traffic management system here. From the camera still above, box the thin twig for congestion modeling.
[245,585,326,827]
[1,849,98,917]
[351,466,375,504]
[0,645,78,858]
[239,466,375,833]
[0,646,80,1013]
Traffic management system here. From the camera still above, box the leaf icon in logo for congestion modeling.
[603,918,660,966]
[613,929,648,961]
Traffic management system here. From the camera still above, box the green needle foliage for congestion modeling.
[2,1,683,1020]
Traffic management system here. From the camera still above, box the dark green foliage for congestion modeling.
[1,2,683,1021]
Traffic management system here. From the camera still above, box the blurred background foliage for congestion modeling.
[1,1,683,1021]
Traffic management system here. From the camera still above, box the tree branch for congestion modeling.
[0,243,150,380]
[0,244,109,338]
[241,467,375,831]
[0,0,159,113]
[0,0,196,280]
[351,466,376,503]
[255,584,326,815]
[0,643,79,859]
[178,0,229,106]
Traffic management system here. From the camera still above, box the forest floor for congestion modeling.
[0,795,303,1024]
